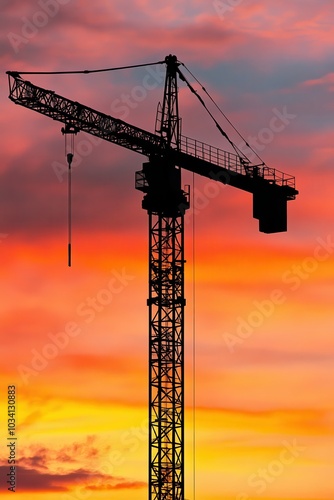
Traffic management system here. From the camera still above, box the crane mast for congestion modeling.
[6,56,298,500]
[136,55,187,499]
[137,162,187,499]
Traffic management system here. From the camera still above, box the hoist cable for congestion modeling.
[180,62,267,166]
[7,60,164,76]
[65,132,74,267]
[192,172,197,500]
[68,157,72,267]
[177,68,247,160]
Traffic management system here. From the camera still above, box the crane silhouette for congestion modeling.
[7,54,298,500]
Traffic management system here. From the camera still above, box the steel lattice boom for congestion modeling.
[7,69,298,233]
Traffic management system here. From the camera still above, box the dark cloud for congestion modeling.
[0,139,145,238]
[0,435,145,493]
[19,447,49,470]
[19,435,109,470]
[0,465,67,492]
[0,465,145,493]
[56,435,104,461]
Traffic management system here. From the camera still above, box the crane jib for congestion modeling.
[7,71,298,233]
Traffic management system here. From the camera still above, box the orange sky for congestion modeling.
[1,1,334,499]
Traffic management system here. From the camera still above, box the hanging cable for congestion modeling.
[67,152,72,267]
[8,60,164,76]
[62,125,76,267]
[180,62,267,166]
[177,68,248,160]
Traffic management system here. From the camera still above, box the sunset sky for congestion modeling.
[1,1,334,499]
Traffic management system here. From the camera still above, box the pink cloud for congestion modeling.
[303,72,334,91]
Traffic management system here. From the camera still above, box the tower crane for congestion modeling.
[7,55,298,500]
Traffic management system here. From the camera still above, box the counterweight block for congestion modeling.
[253,185,288,233]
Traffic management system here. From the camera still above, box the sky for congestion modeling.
[1,0,334,498]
